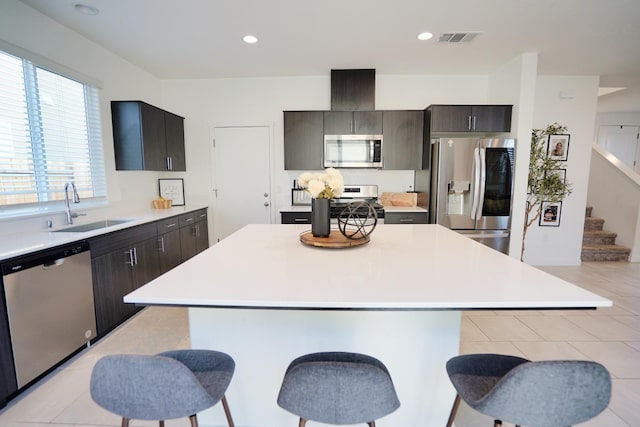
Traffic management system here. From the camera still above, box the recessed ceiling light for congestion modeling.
[243,35,258,44]
[73,3,99,15]
[417,32,433,41]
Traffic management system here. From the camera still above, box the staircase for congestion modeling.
[581,207,631,261]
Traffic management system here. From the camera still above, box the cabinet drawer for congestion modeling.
[281,212,311,224]
[156,216,180,234]
[89,222,157,258]
[384,212,428,224]
[179,212,196,227]
[193,209,207,222]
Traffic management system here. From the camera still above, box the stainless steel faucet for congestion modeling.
[64,181,80,224]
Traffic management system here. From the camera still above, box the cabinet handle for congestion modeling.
[158,237,165,253]
[294,218,308,222]
[132,247,138,265]
[166,156,173,170]
[472,116,477,130]
[166,222,177,228]
[399,218,414,222]
[195,224,200,238]
[184,217,193,222]
[199,213,207,219]
[468,116,472,131]
[124,249,134,266]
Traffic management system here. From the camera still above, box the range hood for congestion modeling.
[331,69,375,111]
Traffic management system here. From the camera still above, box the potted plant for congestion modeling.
[522,123,573,261]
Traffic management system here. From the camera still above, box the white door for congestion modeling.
[212,126,272,242]
[597,125,640,173]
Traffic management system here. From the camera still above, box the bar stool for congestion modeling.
[445,353,611,427]
[90,349,235,427]
[277,351,400,427]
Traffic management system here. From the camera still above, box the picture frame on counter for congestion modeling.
[547,134,570,161]
[539,201,562,227]
[158,178,185,206]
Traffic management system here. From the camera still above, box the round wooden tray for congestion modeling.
[299,230,370,248]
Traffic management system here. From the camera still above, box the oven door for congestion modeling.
[324,135,383,168]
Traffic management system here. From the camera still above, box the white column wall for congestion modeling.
[524,76,600,265]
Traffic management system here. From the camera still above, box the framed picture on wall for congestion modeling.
[158,178,185,206]
[539,201,562,227]
[547,134,570,161]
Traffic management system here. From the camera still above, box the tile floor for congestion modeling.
[0,261,638,427]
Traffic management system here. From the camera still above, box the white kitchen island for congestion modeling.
[125,224,610,427]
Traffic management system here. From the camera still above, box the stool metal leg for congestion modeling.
[221,395,235,427]
[159,421,165,427]
[298,418,308,427]
[189,414,198,427]
[121,418,130,427]
[446,394,461,427]
[367,421,376,427]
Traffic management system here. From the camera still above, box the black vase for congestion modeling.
[311,198,331,237]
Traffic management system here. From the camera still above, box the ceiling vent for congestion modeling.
[438,32,481,43]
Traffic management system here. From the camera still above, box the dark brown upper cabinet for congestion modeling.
[284,111,324,170]
[111,101,186,171]
[330,69,375,111]
[323,111,382,135]
[428,105,512,133]
[381,110,424,170]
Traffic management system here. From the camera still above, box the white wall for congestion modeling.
[0,0,164,233]
[487,53,538,259]
[523,76,600,265]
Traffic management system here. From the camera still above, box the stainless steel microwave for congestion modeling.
[324,134,383,168]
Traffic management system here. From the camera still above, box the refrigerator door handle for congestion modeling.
[470,147,481,219]
[476,147,487,220]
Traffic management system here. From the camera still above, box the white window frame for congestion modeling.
[0,41,106,219]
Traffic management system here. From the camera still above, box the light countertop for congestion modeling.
[279,205,428,213]
[124,224,611,310]
[0,204,207,262]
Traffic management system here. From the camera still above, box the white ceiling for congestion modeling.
[19,0,640,113]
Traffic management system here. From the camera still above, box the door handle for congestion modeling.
[470,147,481,219]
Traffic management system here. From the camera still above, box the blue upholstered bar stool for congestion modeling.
[277,352,400,427]
[445,353,611,427]
[90,349,235,427]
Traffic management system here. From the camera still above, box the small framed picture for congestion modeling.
[539,201,562,227]
[547,134,570,161]
[158,178,185,206]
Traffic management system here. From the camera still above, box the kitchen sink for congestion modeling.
[53,219,132,232]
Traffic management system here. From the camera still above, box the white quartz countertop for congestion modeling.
[125,224,611,310]
[0,204,207,261]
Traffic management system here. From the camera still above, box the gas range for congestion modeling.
[331,185,384,219]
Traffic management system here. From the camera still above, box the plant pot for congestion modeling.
[311,198,331,237]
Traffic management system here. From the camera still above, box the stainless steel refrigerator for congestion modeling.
[430,137,516,254]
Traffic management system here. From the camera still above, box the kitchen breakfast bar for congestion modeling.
[124,224,611,427]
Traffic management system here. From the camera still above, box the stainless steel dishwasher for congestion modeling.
[2,241,96,388]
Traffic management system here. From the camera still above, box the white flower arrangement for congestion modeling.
[298,168,344,199]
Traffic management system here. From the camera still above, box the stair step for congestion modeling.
[585,206,593,217]
[583,230,618,245]
[584,216,605,231]
[581,244,631,262]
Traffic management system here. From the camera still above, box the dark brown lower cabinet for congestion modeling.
[180,209,209,261]
[90,223,160,336]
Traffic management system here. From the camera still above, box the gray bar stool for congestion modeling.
[446,353,611,427]
[277,351,400,427]
[90,349,235,427]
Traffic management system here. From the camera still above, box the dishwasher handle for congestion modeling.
[42,259,65,269]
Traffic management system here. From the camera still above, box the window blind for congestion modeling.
[0,49,106,208]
